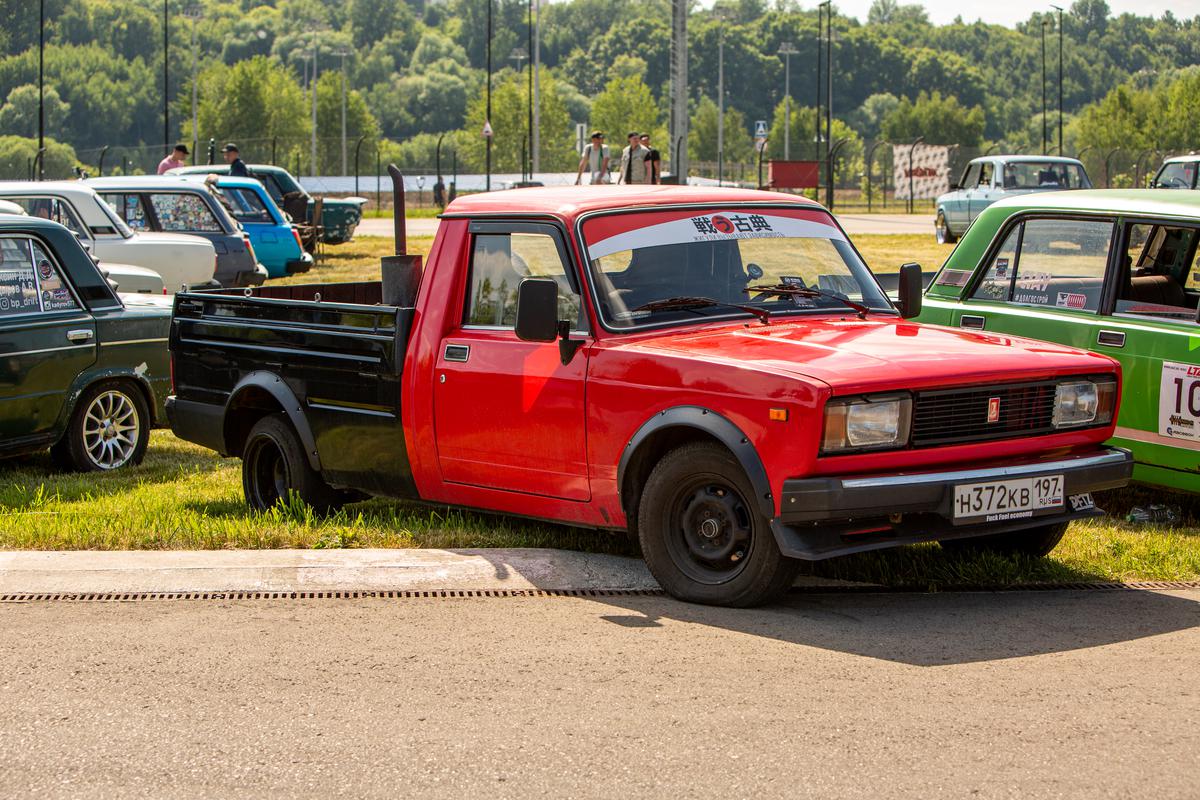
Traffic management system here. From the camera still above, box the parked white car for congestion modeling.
[0,181,216,290]
[0,196,164,294]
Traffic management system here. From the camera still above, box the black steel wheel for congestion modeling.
[935,210,957,244]
[241,414,342,514]
[637,442,799,607]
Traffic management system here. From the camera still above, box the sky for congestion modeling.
[821,0,1197,27]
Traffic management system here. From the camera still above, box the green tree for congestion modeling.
[349,0,415,50]
[315,70,382,175]
[881,91,986,145]
[0,85,70,138]
[0,135,79,180]
[190,56,309,167]
[588,73,666,153]
[459,67,575,172]
[689,97,753,164]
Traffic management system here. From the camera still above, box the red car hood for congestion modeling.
[626,317,1118,394]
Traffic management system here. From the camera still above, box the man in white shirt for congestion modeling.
[575,131,611,185]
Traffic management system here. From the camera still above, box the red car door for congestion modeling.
[432,221,591,501]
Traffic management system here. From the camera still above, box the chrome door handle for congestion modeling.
[960,315,986,330]
[443,344,470,362]
[66,329,94,343]
[1097,330,1126,348]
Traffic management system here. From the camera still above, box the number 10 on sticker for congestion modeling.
[1159,361,1200,441]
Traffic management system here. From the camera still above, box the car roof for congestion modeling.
[988,188,1200,216]
[1161,155,1200,165]
[177,174,265,190]
[441,185,823,221]
[0,214,74,233]
[85,175,204,191]
[970,155,1084,165]
[0,180,100,199]
[170,164,283,174]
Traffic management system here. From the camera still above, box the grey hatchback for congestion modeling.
[87,176,267,287]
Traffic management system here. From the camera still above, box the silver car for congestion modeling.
[935,155,1092,243]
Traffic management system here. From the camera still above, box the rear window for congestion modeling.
[0,237,79,317]
[1002,162,1090,190]
[150,193,223,232]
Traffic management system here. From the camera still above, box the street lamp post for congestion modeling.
[331,48,351,177]
[310,33,319,177]
[38,0,44,180]
[1041,17,1048,155]
[486,0,492,191]
[1052,4,1063,155]
[717,25,725,186]
[184,5,203,165]
[163,0,170,151]
[815,4,824,159]
[532,0,541,174]
[825,6,834,204]
[527,0,534,179]
[777,42,798,161]
[510,46,529,181]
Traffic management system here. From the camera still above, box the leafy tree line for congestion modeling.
[0,0,1197,176]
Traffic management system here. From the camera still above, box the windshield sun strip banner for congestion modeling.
[582,207,845,261]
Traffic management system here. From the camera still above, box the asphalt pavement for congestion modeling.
[1,587,1196,799]
[355,213,934,240]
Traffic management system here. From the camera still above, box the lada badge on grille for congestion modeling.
[987,397,1001,423]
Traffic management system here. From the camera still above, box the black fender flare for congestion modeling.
[616,406,774,519]
[225,371,321,472]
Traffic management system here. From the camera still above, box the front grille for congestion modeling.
[911,381,1059,447]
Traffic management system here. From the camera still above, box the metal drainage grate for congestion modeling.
[0,582,1198,603]
[0,588,666,603]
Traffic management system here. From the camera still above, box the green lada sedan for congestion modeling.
[918,189,1200,493]
[1,216,171,471]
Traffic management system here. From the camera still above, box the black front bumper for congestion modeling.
[771,448,1133,560]
[286,252,314,275]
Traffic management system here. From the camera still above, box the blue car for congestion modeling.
[181,176,312,279]
[935,155,1092,244]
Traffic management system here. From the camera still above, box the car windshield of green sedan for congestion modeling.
[919,189,1200,494]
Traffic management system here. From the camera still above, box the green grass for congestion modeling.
[2,234,1195,589]
[2,432,1197,589]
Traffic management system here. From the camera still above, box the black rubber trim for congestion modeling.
[225,371,322,471]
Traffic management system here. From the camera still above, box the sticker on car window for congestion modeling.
[1159,361,1200,443]
[1056,292,1088,309]
[995,258,1010,277]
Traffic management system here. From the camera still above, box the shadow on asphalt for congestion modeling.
[578,589,1200,666]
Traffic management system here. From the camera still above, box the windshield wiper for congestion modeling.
[744,284,872,319]
[631,296,771,325]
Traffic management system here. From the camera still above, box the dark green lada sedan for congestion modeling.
[0,216,171,471]
[917,189,1200,494]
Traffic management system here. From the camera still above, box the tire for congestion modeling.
[50,380,150,472]
[940,521,1069,558]
[935,210,957,244]
[241,413,343,514]
[636,442,799,607]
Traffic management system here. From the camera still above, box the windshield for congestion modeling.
[1003,162,1090,190]
[1154,162,1197,190]
[213,185,275,223]
[582,207,892,329]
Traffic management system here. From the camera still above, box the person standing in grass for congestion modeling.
[157,144,189,175]
[221,143,250,178]
[617,132,648,185]
[640,134,661,184]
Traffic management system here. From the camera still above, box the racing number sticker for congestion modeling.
[1159,361,1200,442]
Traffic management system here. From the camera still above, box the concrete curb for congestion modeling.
[0,549,873,596]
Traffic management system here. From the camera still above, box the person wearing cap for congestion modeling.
[617,132,648,185]
[575,131,611,185]
[157,143,190,174]
[222,143,249,177]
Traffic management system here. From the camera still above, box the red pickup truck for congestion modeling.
[167,186,1132,606]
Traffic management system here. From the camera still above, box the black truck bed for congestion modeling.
[169,281,418,497]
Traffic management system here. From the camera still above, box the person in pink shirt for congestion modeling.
[157,144,190,174]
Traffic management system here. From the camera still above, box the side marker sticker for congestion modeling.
[1158,360,1200,443]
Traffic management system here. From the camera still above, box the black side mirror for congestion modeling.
[896,262,923,319]
[515,278,560,342]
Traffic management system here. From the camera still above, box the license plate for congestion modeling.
[953,475,1064,522]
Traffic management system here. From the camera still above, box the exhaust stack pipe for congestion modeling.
[380,163,423,307]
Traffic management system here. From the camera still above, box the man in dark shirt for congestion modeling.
[221,143,250,177]
[640,134,661,184]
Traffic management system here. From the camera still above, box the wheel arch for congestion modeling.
[223,372,321,471]
[616,407,774,529]
[60,367,160,435]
